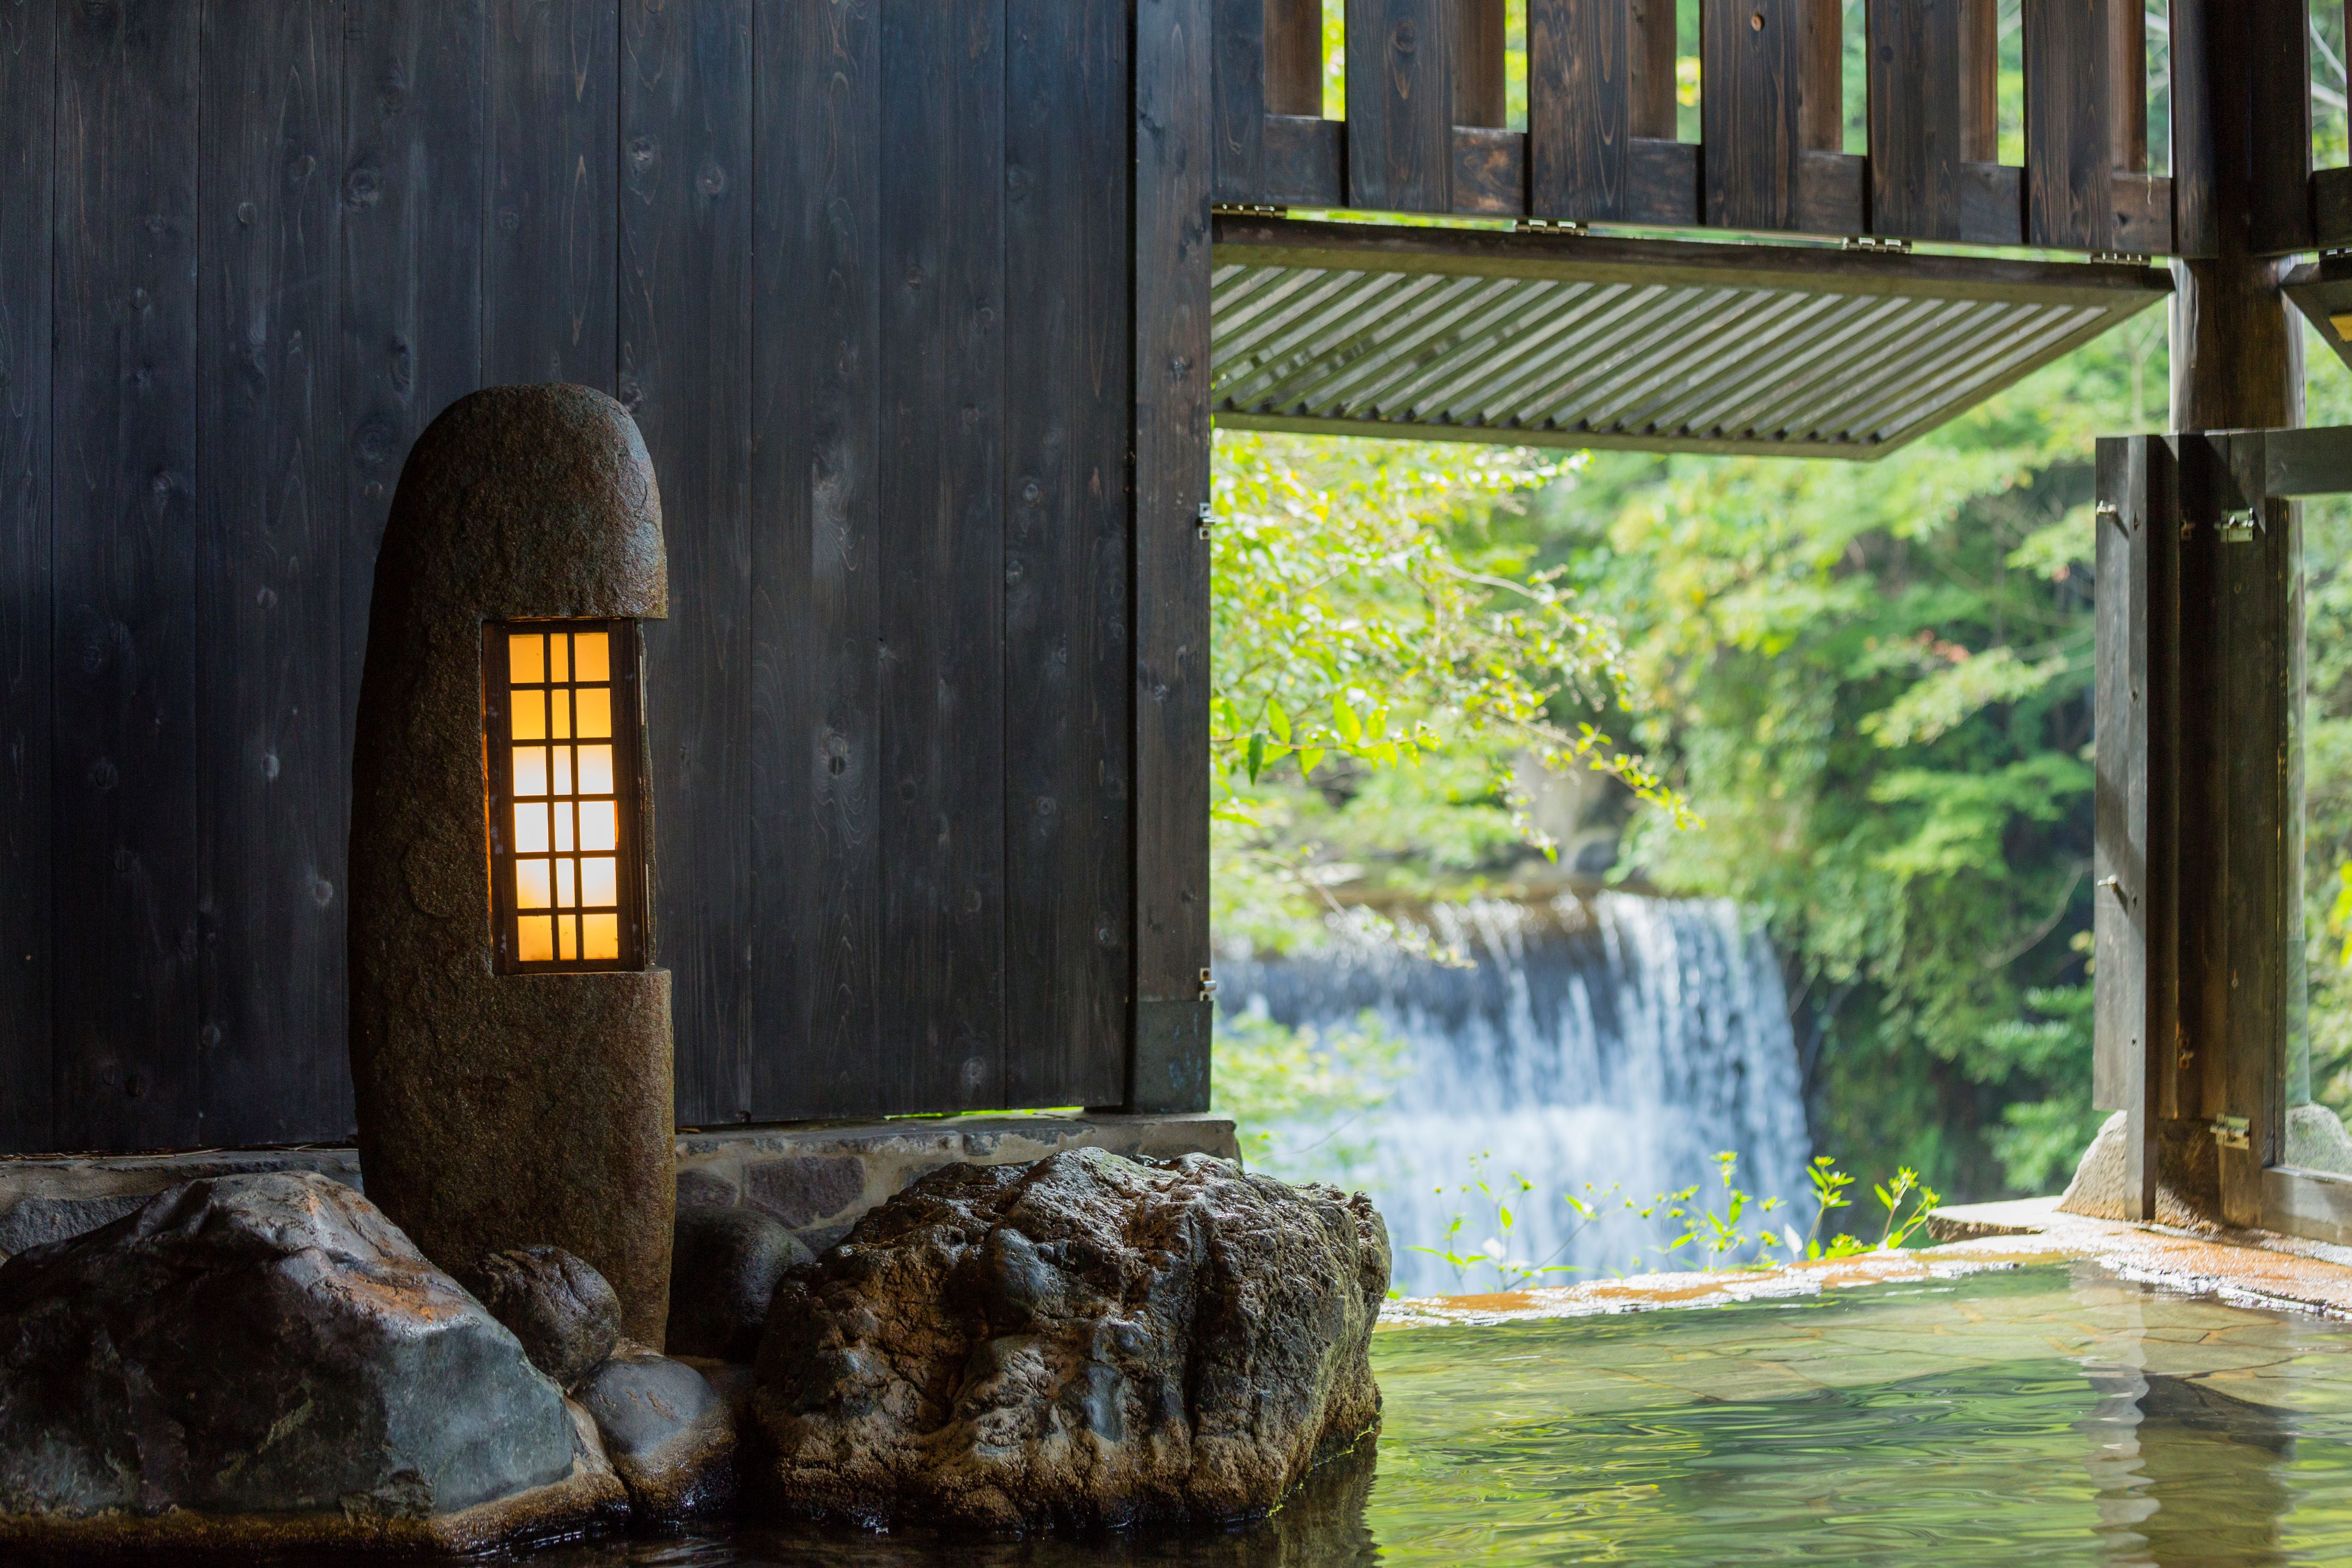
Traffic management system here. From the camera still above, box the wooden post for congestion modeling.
[1628,0,1676,139]
[2158,2,2304,1228]
[1266,0,1324,117]
[1454,0,1507,129]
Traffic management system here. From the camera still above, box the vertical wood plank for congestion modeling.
[1212,0,1267,202]
[753,0,880,1118]
[485,0,616,389]
[1703,0,1804,230]
[624,0,751,1126]
[1866,0,1962,240]
[2106,0,2143,174]
[878,0,1005,1109]
[1798,0,1839,151]
[342,0,486,799]
[2022,0,2113,251]
[1627,0,1675,139]
[1453,0,1506,128]
[1528,0,1628,222]
[1004,0,1131,1109]
[1265,0,1324,116]
[1958,0,1996,162]
[197,0,347,1145]
[1134,0,1214,1112]
[2168,0,2214,258]
[2245,2,2311,257]
[1346,0,1454,212]
[2173,433,2227,1129]
[52,0,202,1148]
[0,0,55,1150]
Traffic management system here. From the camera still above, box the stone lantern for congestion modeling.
[348,385,674,1345]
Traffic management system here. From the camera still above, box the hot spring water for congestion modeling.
[1217,894,1811,1297]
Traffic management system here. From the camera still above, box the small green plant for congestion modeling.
[1407,1154,1625,1293]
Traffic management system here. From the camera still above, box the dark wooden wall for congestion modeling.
[0,0,1212,1153]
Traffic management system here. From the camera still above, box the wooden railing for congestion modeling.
[1212,2,2339,259]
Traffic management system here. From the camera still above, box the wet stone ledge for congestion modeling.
[0,1114,1239,1261]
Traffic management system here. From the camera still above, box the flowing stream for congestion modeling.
[1217,893,1810,1297]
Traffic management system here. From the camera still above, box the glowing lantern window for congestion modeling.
[483,620,647,972]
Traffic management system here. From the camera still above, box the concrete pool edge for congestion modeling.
[1377,1196,2352,1328]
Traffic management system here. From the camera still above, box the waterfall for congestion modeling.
[1218,893,1811,1297]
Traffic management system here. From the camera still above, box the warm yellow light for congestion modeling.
[513,690,546,741]
[574,632,609,683]
[509,633,544,685]
[582,914,619,961]
[551,690,571,740]
[515,859,552,909]
[517,916,556,963]
[575,688,611,739]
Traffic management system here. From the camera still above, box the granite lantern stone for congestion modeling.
[349,384,674,1346]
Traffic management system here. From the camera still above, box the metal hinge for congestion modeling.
[1196,502,1217,541]
[2090,250,2153,266]
[2221,507,2259,543]
[2212,1115,2251,1152]
[1517,218,1589,236]
[1842,235,1911,254]
[1212,202,1287,217]
[1197,966,1219,1003]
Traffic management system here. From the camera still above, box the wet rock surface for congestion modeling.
[670,1205,813,1362]
[464,1244,623,1391]
[0,1172,618,1552]
[750,1148,1388,1530]
[580,1341,735,1516]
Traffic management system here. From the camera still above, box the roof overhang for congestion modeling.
[1211,216,2173,460]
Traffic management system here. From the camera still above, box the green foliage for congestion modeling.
[1209,1008,1405,1186]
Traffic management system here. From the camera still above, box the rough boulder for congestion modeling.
[0,1172,619,1554]
[750,1147,1388,1530]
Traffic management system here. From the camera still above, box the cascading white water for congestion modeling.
[1218,893,1810,1297]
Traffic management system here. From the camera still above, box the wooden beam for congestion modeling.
[1958,0,1996,162]
[1213,0,1270,202]
[1703,0,1805,231]
[1453,0,1506,128]
[1799,0,1841,152]
[1528,0,1628,221]
[1867,0,1965,241]
[2023,0,2114,251]
[2246,3,2312,257]
[1133,0,1214,1112]
[1628,0,1676,139]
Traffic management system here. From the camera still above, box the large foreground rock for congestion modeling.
[751,1148,1388,1530]
[462,1244,622,1391]
[668,1204,812,1361]
[579,1341,735,1516]
[0,1172,621,1554]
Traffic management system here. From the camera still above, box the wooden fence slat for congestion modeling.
[1265,0,1324,116]
[1212,0,1267,202]
[1133,0,1213,1112]
[1867,0,1963,240]
[1454,0,1506,128]
[1628,0,1674,138]
[1261,111,1345,204]
[2168,0,2215,258]
[1528,0,1628,222]
[486,0,617,388]
[2247,3,2312,257]
[52,0,202,1148]
[878,0,1007,1110]
[0,0,55,1150]
[197,0,347,1145]
[341,0,486,779]
[1703,0,1804,230]
[2023,0,2113,252]
[624,0,752,1125]
[753,0,880,1118]
[1005,0,1131,1109]
[1346,0,1454,212]
[2173,434,2226,1128]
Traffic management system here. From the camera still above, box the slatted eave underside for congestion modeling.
[1210,247,2164,461]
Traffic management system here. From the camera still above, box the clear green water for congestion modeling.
[354,1263,2352,1564]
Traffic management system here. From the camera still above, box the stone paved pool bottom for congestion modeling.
[205,1253,2352,1566]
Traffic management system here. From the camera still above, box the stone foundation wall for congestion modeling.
[0,1114,1239,1260]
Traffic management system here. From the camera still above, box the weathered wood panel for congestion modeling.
[1134,0,1214,1112]
[196,0,347,1145]
[753,0,881,1119]
[341,0,486,773]
[878,0,1008,1109]
[1005,0,1132,1109]
[1527,0,1629,223]
[2023,0,2112,252]
[0,0,56,1149]
[1211,0,1267,202]
[51,0,202,1148]
[1346,0,1453,213]
[2246,3,2312,258]
[1264,0,1323,116]
[1867,0,1963,241]
[623,0,752,1126]
[1703,0,1804,231]
[485,0,617,389]
[1453,0,1505,129]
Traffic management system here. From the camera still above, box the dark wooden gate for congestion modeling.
[0,0,1213,1153]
